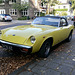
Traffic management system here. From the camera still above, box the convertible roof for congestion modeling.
[38,16,63,18]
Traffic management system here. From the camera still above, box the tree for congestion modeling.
[61,12,67,16]
[40,0,59,14]
[0,0,13,14]
[71,0,75,15]
[71,0,75,9]
[47,0,59,14]
[40,0,47,7]
[0,0,29,16]
[13,1,29,11]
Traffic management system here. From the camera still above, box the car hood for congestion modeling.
[1,25,56,45]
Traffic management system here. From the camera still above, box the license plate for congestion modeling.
[1,44,13,51]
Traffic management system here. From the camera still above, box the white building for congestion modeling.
[54,0,73,16]
[54,4,71,15]
[57,0,68,3]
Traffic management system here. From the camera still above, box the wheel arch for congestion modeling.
[70,29,73,34]
[69,29,73,35]
[42,37,53,47]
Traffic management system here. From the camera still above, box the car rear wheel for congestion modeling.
[38,40,51,58]
[66,32,72,42]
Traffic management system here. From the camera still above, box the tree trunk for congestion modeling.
[46,0,53,15]
[73,9,75,15]
[5,1,10,14]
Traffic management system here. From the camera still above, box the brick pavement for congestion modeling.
[9,29,75,75]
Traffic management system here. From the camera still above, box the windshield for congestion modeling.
[32,17,59,27]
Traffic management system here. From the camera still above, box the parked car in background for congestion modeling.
[0,14,12,22]
[0,16,74,58]
[45,14,54,16]
[66,16,71,20]
[71,16,75,27]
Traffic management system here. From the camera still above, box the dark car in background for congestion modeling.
[0,14,12,22]
[71,16,75,26]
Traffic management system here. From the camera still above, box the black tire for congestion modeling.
[2,18,5,22]
[38,40,51,58]
[66,32,72,42]
[74,22,75,27]
[10,20,12,22]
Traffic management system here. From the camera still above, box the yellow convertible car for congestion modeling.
[0,16,74,57]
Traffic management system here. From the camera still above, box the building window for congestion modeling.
[21,0,29,4]
[63,6,66,9]
[22,10,29,16]
[0,9,5,14]
[58,6,60,9]
[9,9,17,16]
[12,0,16,3]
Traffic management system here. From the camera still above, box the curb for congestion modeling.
[8,58,36,75]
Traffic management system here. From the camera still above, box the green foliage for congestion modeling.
[18,16,30,20]
[40,12,45,16]
[39,0,59,14]
[13,2,29,11]
[71,0,75,9]
[55,9,68,11]
[41,0,47,6]
[61,12,67,16]
[73,9,75,15]
[56,11,67,16]
[0,0,2,3]
[49,9,56,15]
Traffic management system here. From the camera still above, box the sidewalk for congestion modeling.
[9,29,75,75]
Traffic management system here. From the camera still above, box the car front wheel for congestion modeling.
[38,40,51,58]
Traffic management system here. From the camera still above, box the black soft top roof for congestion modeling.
[37,16,64,19]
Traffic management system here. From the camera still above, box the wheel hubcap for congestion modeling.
[45,43,50,55]
[69,35,72,41]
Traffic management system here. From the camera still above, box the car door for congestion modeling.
[59,18,70,41]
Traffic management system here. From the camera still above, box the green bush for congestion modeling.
[62,12,67,16]
[55,9,68,11]
[40,12,45,16]
[18,16,30,20]
[49,9,56,15]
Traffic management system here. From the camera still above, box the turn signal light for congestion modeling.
[22,48,28,52]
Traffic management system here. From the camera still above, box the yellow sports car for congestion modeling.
[0,16,74,57]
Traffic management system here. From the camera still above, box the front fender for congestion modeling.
[23,34,53,53]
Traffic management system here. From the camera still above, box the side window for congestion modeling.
[60,18,67,27]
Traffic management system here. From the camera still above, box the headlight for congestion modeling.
[30,36,36,44]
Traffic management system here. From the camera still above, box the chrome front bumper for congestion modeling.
[0,40,32,54]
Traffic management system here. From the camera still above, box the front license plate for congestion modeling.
[1,44,13,51]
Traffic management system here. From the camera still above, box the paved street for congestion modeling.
[0,20,32,30]
[0,20,32,58]
[0,20,75,75]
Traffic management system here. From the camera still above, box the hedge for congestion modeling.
[18,16,30,20]
[40,12,45,16]
[55,9,68,11]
